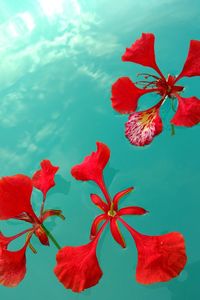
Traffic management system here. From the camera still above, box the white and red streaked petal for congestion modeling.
[111,77,157,114]
[110,218,126,248]
[171,95,200,127]
[113,187,134,210]
[125,102,163,146]
[0,233,27,287]
[176,40,200,81]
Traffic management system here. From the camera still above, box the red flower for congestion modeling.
[0,160,63,287]
[111,33,200,146]
[54,143,187,292]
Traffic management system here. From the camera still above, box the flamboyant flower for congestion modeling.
[54,142,187,292]
[111,33,200,146]
[0,160,63,287]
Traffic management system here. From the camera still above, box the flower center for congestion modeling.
[136,73,184,98]
[108,209,117,217]
[157,75,184,98]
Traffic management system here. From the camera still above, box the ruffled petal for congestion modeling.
[110,218,126,248]
[32,160,59,198]
[54,240,102,292]
[171,95,200,127]
[118,206,148,216]
[0,233,27,287]
[111,77,156,114]
[71,142,110,186]
[113,187,134,210]
[0,175,35,221]
[122,33,163,77]
[90,194,108,212]
[120,219,187,284]
[135,232,187,284]
[54,221,108,293]
[176,40,200,81]
[90,215,106,239]
[125,101,163,146]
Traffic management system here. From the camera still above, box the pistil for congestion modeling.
[107,202,117,217]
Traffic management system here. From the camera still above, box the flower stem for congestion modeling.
[171,124,175,136]
[41,224,61,250]
[171,99,176,112]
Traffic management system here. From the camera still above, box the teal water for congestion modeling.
[0,0,200,299]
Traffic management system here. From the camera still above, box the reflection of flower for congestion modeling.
[0,160,62,287]
[54,142,187,292]
[111,33,200,146]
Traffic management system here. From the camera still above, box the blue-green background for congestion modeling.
[0,0,199,299]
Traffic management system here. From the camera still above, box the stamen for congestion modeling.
[137,73,159,80]
[28,242,37,254]
[26,232,37,254]
[143,81,157,89]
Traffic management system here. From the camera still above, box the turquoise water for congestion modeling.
[0,0,200,299]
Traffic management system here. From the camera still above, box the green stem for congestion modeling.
[171,99,176,112]
[171,124,175,136]
[41,224,61,250]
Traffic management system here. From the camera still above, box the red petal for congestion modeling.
[110,218,126,248]
[113,187,134,210]
[111,77,156,114]
[171,95,200,127]
[90,215,106,239]
[90,194,108,212]
[125,101,163,146]
[0,175,35,221]
[54,240,102,292]
[0,233,27,287]
[119,218,187,284]
[118,206,148,216]
[176,40,200,80]
[71,142,110,186]
[135,232,187,284]
[122,33,163,77]
[32,160,59,198]
[54,221,108,293]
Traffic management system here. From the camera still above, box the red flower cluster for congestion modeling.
[0,160,62,287]
[111,33,200,146]
[54,142,187,292]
